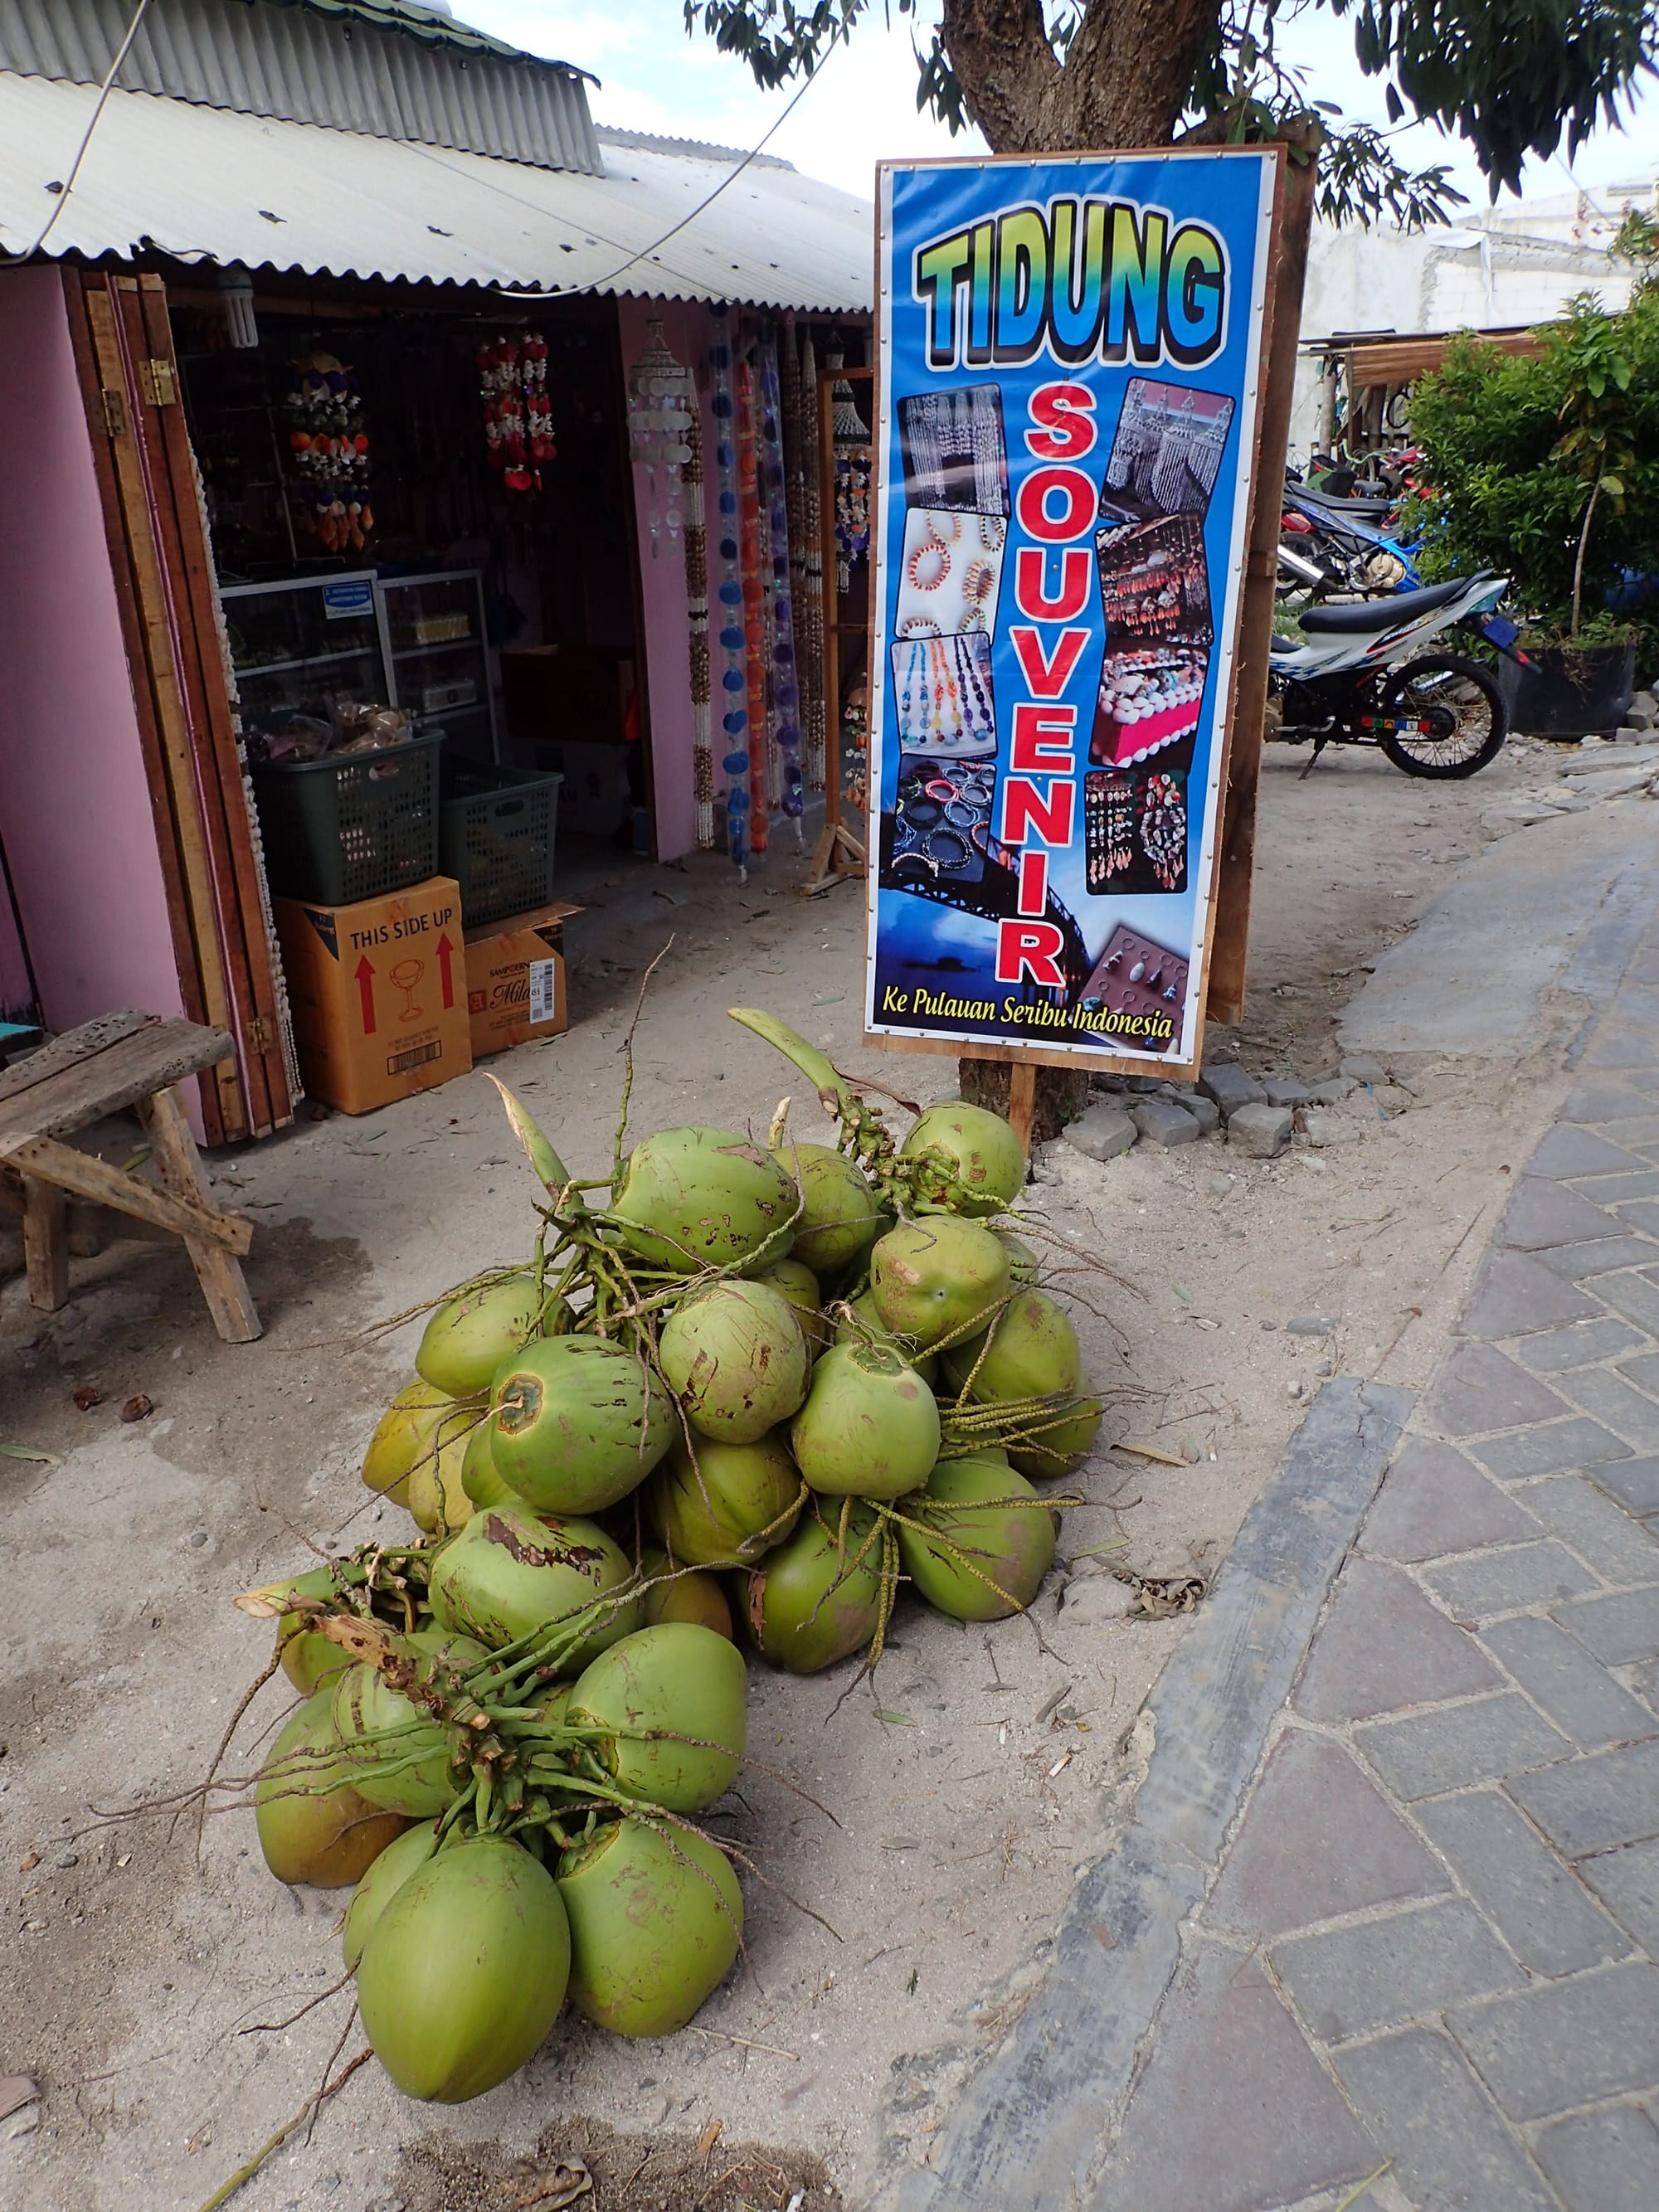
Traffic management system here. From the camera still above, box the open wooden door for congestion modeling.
[61,268,294,1144]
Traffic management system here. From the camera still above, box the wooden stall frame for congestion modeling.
[802,362,873,897]
[61,267,294,1141]
[856,140,1313,1101]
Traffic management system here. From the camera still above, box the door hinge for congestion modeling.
[138,357,178,408]
[100,387,128,437]
[246,1016,275,1053]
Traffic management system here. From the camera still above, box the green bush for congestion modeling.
[1406,278,1659,658]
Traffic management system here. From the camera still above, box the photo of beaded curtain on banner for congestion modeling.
[864,150,1280,1069]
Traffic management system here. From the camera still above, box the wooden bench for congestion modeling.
[0,1010,260,1344]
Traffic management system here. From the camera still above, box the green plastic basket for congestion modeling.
[252,733,443,907]
[438,756,562,927]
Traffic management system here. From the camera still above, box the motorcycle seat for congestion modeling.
[1296,488,1394,521]
[1299,579,1469,634]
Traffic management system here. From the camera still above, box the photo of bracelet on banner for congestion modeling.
[865,150,1282,1072]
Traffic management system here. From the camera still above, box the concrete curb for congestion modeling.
[869,1375,1412,2212]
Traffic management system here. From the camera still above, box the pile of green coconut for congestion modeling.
[235,1009,1105,2109]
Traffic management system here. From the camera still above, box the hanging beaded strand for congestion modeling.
[759,333,805,830]
[800,332,827,792]
[684,389,714,849]
[737,352,770,859]
[708,309,750,876]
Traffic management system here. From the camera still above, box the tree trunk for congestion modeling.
[957,1056,1089,1143]
[940,0,1219,155]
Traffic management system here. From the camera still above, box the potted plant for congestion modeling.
[1404,231,1657,738]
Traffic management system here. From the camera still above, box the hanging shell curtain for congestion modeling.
[684,401,713,849]
[708,310,751,875]
[626,318,695,556]
[758,331,803,829]
[799,332,826,791]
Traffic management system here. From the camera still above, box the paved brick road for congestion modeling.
[1095,926,1659,2211]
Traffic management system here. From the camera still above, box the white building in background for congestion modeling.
[1289,173,1657,459]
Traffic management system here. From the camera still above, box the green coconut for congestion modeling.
[744,1502,884,1671]
[754,1256,827,1355]
[361,1381,454,1508]
[941,1287,1103,1477]
[427,1505,640,1664]
[771,1140,884,1275]
[343,1819,440,1970]
[272,1567,353,1695]
[831,1287,938,1385]
[416,1273,567,1400]
[901,1101,1026,1217]
[557,1816,741,2038]
[490,1335,675,1514]
[649,1431,802,1568]
[358,1837,571,2102]
[330,1628,485,1816]
[658,1279,811,1444]
[566,1622,746,1812]
[871,1218,1012,1350]
[640,1551,735,1641]
[461,1418,517,1510]
[896,1455,1056,1621]
[406,1396,484,1535]
[611,1126,798,1274]
[790,1343,941,1500]
[255,1690,408,1888]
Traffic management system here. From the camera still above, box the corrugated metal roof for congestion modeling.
[0,0,601,174]
[0,74,874,311]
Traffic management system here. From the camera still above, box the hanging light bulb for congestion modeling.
[219,270,259,350]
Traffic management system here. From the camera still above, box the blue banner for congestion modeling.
[865,149,1281,1069]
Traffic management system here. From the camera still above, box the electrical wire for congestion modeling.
[493,26,847,301]
[0,0,153,266]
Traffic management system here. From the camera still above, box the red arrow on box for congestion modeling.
[354,955,377,1034]
[436,933,455,1009]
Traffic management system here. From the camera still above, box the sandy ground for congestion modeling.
[0,734,1625,2212]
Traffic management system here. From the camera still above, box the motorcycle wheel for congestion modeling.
[1378,654,1507,779]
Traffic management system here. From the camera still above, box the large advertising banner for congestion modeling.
[866,149,1282,1071]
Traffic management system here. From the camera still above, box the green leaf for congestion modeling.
[485,1075,579,1201]
[1,1443,58,1466]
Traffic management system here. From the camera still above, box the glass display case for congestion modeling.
[221,572,392,741]
[379,569,499,761]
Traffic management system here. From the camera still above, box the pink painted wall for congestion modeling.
[617,294,721,863]
[0,268,185,1034]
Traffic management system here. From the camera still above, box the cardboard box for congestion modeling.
[275,878,473,1115]
[464,900,581,1059]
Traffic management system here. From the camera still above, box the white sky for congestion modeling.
[460,0,1658,217]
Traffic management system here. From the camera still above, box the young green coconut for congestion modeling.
[405,1397,484,1535]
[648,1430,803,1568]
[490,1335,675,1514]
[790,1342,941,1500]
[343,1819,440,1970]
[255,1690,408,1888]
[272,1566,358,1695]
[330,1626,489,1817]
[360,1381,455,1510]
[658,1278,811,1443]
[901,1101,1025,1217]
[426,1505,640,1664]
[895,1454,1057,1622]
[557,1816,741,2037]
[942,1287,1104,1477]
[769,1140,885,1275]
[743,1502,885,1671]
[357,1836,572,2103]
[563,1621,747,1813]
[611,1125,798,1273]
[460,1418,517,1510]
[869,1218,1012,1350]
[832,1287,938,1385]
[639,1551,735,1641]
[753,1255,829,1357]
[416,1272,568,1400]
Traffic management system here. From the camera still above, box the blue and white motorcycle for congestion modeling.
[1269,571,1521,780]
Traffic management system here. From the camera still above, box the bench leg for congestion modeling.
[135,1087,262,1344]
[22,1175,68,1312]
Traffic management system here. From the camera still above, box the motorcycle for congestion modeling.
[1282,479,1422,598]
[1269,571,1521,779]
